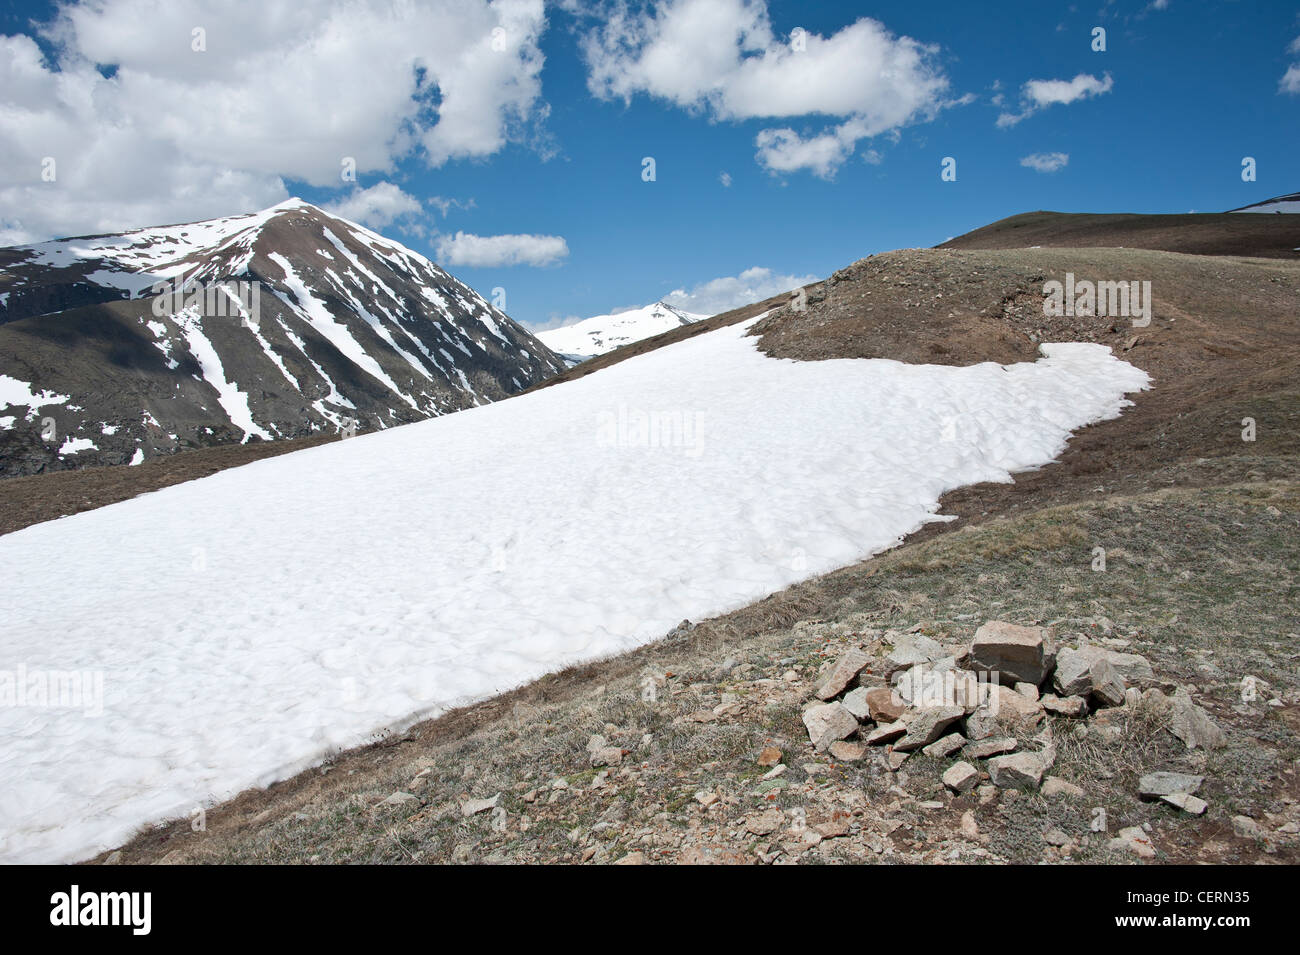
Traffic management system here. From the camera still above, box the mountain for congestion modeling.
[0,199,567,477]
[536,300,706,362]
[1228,191,1300,213]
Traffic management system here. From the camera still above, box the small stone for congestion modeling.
[461,793,500,816]
[813,809,853,838]
[802,702,859,752]
[1057,645,1154,694]
[102,851,122,865]
[1112,826,1156,858]
[757,746,783,767]
[1139,772,1205,799]
[1043,827,1070,847]
[678,844,751,865]
[864,686,907,723]
[1041,776,1085,798]
[959,810,980,839]
[887,750,910,771]
[760,764,786,780]
[988,753,1046,790]
[885,633,944,674]
[614,852,646,865]
[942,760,980,794]
[1015,682,1040,701]
[1170,687,1227,750]
[815,649,872,700]
[964,736,1017,759]
[381,791,420,808]
[829,740,868,762]
[746,808,784,836]
[866,720,907,746]
[969,621,1049,686]
[1231,815,1262,839]
[1040,693,1089,718]
[923,732,967,759]
[1161,792,1208,815]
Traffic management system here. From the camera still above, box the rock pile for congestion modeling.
[802,620,1226,804]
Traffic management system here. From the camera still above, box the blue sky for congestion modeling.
[2,0,1298,328]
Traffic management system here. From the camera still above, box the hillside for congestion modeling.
[0,199,566,477]
[937,210,1300,259]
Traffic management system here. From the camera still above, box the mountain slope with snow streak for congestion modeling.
[1227,192,1300,213]
[0,317,1149,862]
[0,199,566,476]
[537,301,706,362]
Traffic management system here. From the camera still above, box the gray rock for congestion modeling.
[1057,645,1154,693]
[885,634,945,674]
[866,720,907,746]
[842,686,873,720]
[964,736,1017,759]
[460,793,500,816]
[942,761,980,794]
[1161,792,1208,815]
[922,732,967,759]
[988,752,1046,790]
[969,621,1050,686]
[803,702,859,751]
[1040,693,1089,718]
[1139,771,1205,799]
[815,649,872,700]
[1089,657,1127,708]
[1041,776,1084,798]
[894,705,964,752]
[1170,687,1226,750]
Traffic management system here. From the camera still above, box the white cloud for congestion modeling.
[1282,38,1300,95]
[997,72,1113,127]
[581,0,953,177]
[435,231,569,268]
[1020,152,1069,173]
[323,183,424,230]
[1282,64,1300,95]
[663,266,821,316]
[0,0,549,243]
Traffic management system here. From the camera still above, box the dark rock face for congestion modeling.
[0,199,567,477]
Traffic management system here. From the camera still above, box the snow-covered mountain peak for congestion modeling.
[536,299,708,362]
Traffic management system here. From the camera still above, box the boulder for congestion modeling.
[815,649,872,700]
[1056,645,1154,694]
[884,633,945,675]
[969,621,1050,686]
[803,702,859,751]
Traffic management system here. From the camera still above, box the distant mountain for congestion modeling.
[0,199,566,476]
[1227,192,1300,213]
[536,300,706,362]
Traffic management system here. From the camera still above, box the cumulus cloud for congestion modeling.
[435,231,569,268]
[663,266,821,316]
[997,72,1113,127]
[323,183,425,230]
[581,0,953,177]
[1282,38,1300,95]
[0,0,549,243]
[1020,152,1069,173]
